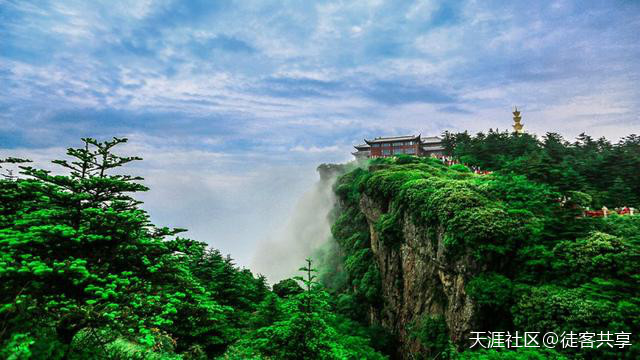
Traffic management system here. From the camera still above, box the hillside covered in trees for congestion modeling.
[0,139,384,359]
[441,130,640,209]
[317,131,639,359]
[1,132,639,359]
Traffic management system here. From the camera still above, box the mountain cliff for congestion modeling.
[359,191,481,353]
[321,155,639,359]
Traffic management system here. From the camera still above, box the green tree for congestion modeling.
[325,149,640,359]
[226,258,386,359]
[273,278,304,298]
[0,138,238,358]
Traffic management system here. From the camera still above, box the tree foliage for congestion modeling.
[1,138,386,359]
[3,130,639,359]
[442,130,640,208]
[225,258,386,359]
[326,131,640,359]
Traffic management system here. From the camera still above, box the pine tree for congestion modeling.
[0,138,230,358]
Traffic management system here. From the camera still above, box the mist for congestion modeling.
[251,170,338,284]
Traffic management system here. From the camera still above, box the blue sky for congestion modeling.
[1,0,639,272]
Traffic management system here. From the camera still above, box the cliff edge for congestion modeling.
[328,156,544,358]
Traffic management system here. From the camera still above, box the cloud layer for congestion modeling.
[1,0,639,271]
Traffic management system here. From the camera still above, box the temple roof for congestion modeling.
[421,136,442,143]
[364,134,420,145]
[354,143,370,150]
[422,145,445,151]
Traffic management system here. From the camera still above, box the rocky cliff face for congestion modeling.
[359,193,483,356]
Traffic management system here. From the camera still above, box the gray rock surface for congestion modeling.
[359,194,483,356]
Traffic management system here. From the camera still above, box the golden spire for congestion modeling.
[512,106,524,134]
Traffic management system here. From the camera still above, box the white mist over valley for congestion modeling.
[252,171,338,283]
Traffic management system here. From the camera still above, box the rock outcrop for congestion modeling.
[359,193,483,356]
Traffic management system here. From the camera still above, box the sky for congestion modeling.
[1,0,639,274]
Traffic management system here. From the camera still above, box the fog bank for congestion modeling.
[251,171,338,283]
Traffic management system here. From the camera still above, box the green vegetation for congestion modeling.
[324,131,639,359]
[2,131,638,359]
[442,130,640,209]
[226,258,385,359]
[0,139,385,359]
[408,315,454,359]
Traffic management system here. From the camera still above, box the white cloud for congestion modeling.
[415,27,464,56]
[2,0,640,270]
[405,0,438,21]
[289,145,341,153]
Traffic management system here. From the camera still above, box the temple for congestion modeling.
[352,135,444,159]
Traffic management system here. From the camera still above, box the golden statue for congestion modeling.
[512,107,524,134]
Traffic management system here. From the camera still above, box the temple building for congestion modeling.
[352,134,444,159]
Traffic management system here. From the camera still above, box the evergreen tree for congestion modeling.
[225,258,386,359]
[273,278,304,298]
[0,138,260,358]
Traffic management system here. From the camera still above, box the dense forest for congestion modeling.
[441,130,640,209]
[1,131,639,359]
[316,130,639,359]
[0,138,384,359]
